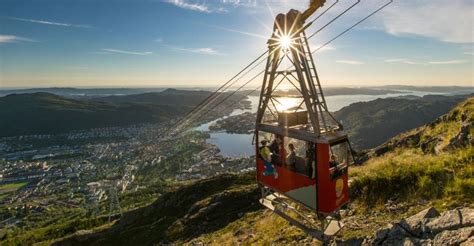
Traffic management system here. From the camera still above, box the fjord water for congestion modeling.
[196,90,449,157]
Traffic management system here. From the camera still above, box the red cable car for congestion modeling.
[255,0,354,240]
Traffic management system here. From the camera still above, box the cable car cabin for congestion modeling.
[254,0,354,239]
[255,112,352,215]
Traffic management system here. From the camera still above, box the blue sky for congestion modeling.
[0,0,472,88]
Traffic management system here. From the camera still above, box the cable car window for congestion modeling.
[329,140,354,167]
[284,137,311,176]
[329,140,353,180]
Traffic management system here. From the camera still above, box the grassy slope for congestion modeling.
[4,98,473,245]
[48,174,260,245]
[334,95,470,150]
[351,97,473,206]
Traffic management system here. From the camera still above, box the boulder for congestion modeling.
[375,227,390,241]
[381,224,415,246]
[331,237,364,246]
[418,239,433,246]
[426,209,462,234]
[460,207,474,226]
[433,226,474,245]
[398,207,440,237]
[460,236,474,246]
[420,136,442,153]
[382,237,419,246]
[444,121,473,151]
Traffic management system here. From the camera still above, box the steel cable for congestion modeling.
[161,0,387,137]
[163,0,344,137]
[197,0,393,122]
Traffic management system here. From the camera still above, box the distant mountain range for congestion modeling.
[375,85,474,94]
[0,87,161,98]
[1,88,472,142]
[90,88,214,107]
[0,87,216,99]
[0,89,251,137]
[3,85,472,99]
[0,92,185,137]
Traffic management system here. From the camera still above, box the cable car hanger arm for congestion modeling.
[302,0,327,21]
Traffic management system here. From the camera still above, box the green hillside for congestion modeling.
[334,94,470,150]
[351,97,473,206]
[0,89,251,137]
[0,92,189,137]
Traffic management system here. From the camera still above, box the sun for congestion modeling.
[279,35,292,50]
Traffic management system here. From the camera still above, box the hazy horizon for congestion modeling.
[1,84,473,91]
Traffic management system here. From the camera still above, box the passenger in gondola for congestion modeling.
[306,142,315,178]
[329,154,339,168]
[260,140,278,178]
[286,143,297,171]
[269,135,282,165]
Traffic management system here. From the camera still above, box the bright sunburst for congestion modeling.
[279,35,292,50]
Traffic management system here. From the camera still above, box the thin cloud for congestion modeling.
[428,60,468,65]
[10,17,92,29]
[101,49,153,56]
[174,46,223,55]
[162,0,257,13]
[310,44,336,53]
[385,58,419,65]
[155,38,164,43]
[163,0,212,13]
[0,34,35,43]
[209,24,267,39]
[336,60,364,65]
[382,0,473,43]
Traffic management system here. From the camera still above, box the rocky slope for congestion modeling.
[335,207,474,245]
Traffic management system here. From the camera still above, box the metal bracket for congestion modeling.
[259,186,344,242]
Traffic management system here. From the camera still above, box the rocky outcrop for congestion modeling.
[443,119,474,151]
[335,207,474,245]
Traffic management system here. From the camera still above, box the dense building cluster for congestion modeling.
[0,119,254,231]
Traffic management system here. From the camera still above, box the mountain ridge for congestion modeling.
[0,92,190,137]
[334,94,472,149]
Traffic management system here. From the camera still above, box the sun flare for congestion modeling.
[275,97,300,112]
[279,35,292,50]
